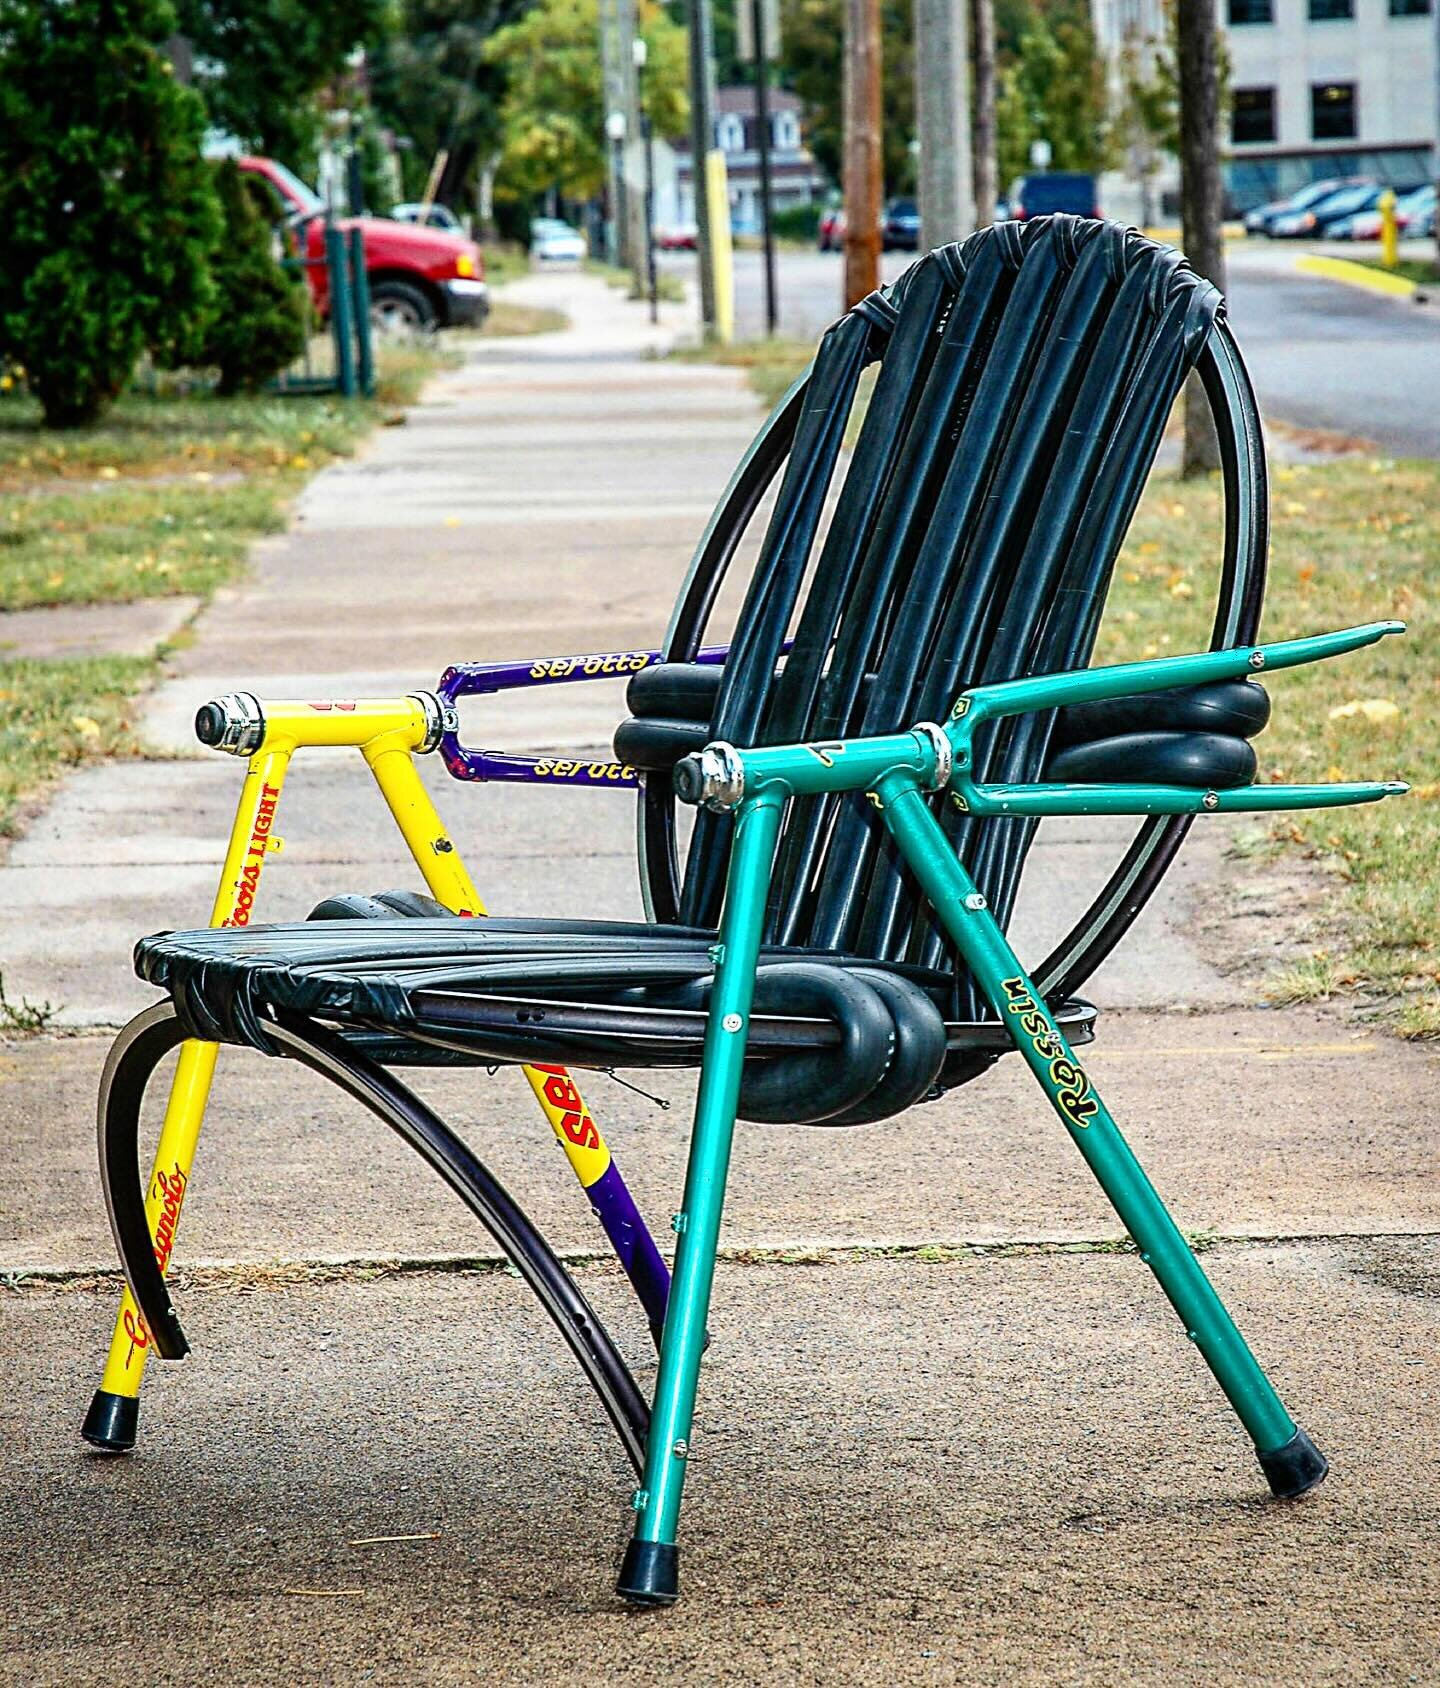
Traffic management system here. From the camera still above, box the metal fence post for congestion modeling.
[348,227,375,396]
[326,221,357,398]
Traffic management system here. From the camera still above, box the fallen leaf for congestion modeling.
[348,1532,442,1546]
[1328,698,1400,724]
[71,715,101,739]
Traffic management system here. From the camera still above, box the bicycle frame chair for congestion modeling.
[90,219,1408,1607]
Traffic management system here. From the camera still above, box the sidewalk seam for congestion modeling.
[10,1227,1438,1291]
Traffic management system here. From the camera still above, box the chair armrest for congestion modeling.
[672,622,1410,819]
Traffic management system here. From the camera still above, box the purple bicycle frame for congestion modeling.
[434,640,738,1342]
[437,642,732,788]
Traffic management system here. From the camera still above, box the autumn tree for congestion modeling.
[485,0,688,204]
[174,0,393,165]
[995,4,1113,187]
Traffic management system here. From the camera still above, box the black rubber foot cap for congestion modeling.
[1257,1426,1328,1499]
[617,1539,679,1607]
[81,1389,139,1454]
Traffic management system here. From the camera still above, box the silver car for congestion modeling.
[531,218,587,263]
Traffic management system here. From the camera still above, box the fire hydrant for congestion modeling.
[1379,188,1399,270]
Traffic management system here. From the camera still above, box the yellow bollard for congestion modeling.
[1379,188,1399,270]
[706,148,735,345]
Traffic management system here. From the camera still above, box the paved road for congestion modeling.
[1225,243,1440,456]
[665,241,1440,456]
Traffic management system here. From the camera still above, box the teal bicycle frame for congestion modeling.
[618,620,1408,1604]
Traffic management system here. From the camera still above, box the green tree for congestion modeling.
[0,0,220,427]
[193,163,307,394]
[174,0,394,165]
[996,5,1113,187]
[780,0,916,194]
[485,0,688,204]
[368,0,521,211]
[1117,3,1230,171]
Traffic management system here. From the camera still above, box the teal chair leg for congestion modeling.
[617,790,787,1606]
[875,775,1328,1497]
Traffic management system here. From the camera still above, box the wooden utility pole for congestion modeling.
[970,0,997,227]
[915,0,973,248]
[842,0,882,307]
[1177,0,1224,476]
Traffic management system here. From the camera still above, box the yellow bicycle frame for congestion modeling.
[91,696,631,1429]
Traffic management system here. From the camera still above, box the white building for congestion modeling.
[664,86,827,234]
[1093,0,1436,216]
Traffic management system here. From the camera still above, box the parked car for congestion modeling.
[1243,179,1356,237]
[239,157,488,333]
[881,198,921,251]
[818,206,844,251]
[1003,172,1099,221]
[1331,182,1436,242]
[531,217,587,263]
[391,201,465,234]
[1269,180,1384,239]
[656,222,698,251]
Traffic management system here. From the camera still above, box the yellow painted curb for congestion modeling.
[1295,254,1419,299]
[1142,223,1248,243]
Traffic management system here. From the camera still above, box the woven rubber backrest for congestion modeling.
[678,216,1222,1019]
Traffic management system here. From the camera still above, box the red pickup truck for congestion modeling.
[239,156,490,334]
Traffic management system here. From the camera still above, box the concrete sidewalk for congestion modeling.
[2,269,1437,1684]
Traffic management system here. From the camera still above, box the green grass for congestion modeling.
[584,257,685,305]
[1352,257,1439,288]
[1102,454,1437,1037]
[0,389,369,491]
[671,336,812,410]
[0,650,155,835]
[483,242,532,288]
[0,478,296,612]
[480,299,569,337]
[0,340,449,830]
